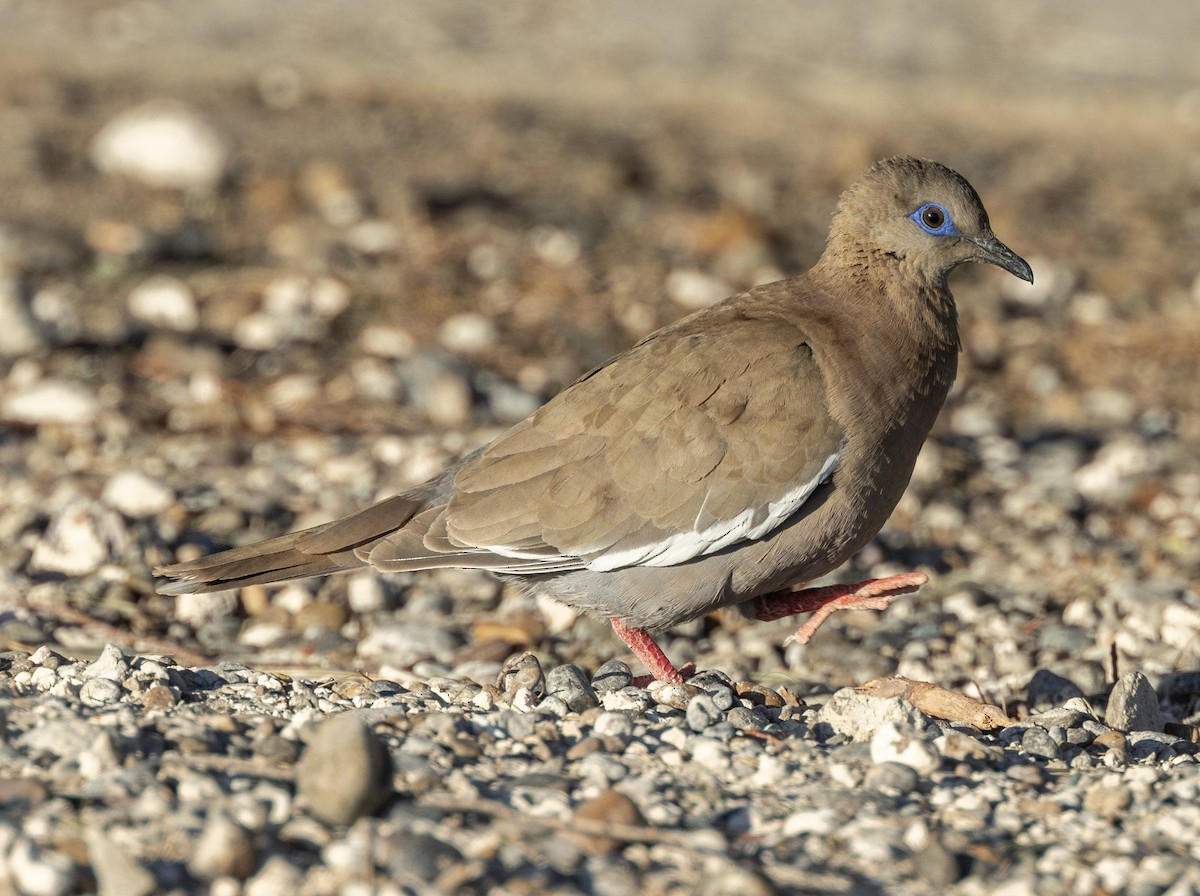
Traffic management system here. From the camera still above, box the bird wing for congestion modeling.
[367,300,845,575]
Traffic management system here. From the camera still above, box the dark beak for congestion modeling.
[968,235,1034,283]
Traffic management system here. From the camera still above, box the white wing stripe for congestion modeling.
[583,448,841,572]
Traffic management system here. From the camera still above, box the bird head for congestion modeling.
[826,156,1033,286]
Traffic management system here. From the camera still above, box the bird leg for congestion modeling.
[751,572,928,644]
[609,617,695,686]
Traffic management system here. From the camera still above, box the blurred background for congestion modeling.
[1,0,1199,697]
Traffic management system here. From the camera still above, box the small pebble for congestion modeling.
[686,693,723,732]
[591,659,633,693]
[91,101,228,190]
[1105,671,1164,733]
[1020,726,1061,760]
[187,812,259,880]
[864,760,921,794]
[296,715,392,825]
[870,723,940,775]
[544,663,599,712]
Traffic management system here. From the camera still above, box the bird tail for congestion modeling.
[154,492,430,595]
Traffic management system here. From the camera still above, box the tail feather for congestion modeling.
[154,490,430,595]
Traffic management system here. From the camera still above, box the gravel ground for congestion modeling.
[2,3,1200,894]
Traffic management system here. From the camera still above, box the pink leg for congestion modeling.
[751,572,927,645]
[609,617,695,685]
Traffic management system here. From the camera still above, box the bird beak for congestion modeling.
[967,235,1034,283]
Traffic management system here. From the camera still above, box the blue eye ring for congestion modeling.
[910,202,960,237]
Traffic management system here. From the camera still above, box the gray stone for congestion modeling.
[79,678,124,706]
[1105,672,1164,733]
[544,663,599,712]
[591,659,633,693]
[389,832,463,883]
[686,693,723,732]
[864,760,921,794]
[592,711,634,739]
[296,714,392,825]
[1020,726,1061,759]
[727,706,768,731]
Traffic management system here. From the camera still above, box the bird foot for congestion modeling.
[610,617,695,685]
[751,572,928,645]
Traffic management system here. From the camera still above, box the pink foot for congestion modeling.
[609,617,694,685]
[751,572,927,645]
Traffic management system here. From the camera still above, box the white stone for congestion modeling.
[30,498,125,576]
[2,379,100,425]
[439,312,496,354]
[815,688,933,742]
[529,225,581,267]
[91,101,229,190]
[8,837,76,896]
[128,275,199,332]
[102,470,174,517]
[359,324,416,359]
[346,572,386,613]
[175,590,239,627]
[870,722,941,775]
[781,807,838,837]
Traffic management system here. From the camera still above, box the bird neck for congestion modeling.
[803,252,961,431]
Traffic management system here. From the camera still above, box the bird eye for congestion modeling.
[910,203,959,237]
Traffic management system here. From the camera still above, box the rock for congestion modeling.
[7,837,76,896]
[647,680,694,711]
[91,101,229,190]
[102,471,175,517]
[1105,672,1164,733]
[864,760,921,794]
[870,723,940,775]
[592,711,634,740]
[544,663,599,712]
[1026,669,1086,712]
[591,659,633,693]
[127,276,199,332]
[813,688,934,742]
[83,644,130,681]
[30,497,128,576]
[497,652,545,702]
[1083,779,1133,818]
[727,706,769,730]
[439,312,496,354]
[686,693,723,732]
[187,812,259,880]
[244,855,304,896]
[570,789,645,855]
[79,678,124,706]
[296,714,392,825]
[388,833,463,883]
[2,380,101,426]
[357,622,457,667]
[1020,726,1061,760]
[346,573,387,613]
[86,830,156,896]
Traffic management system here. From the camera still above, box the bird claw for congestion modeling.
[772,572,928,646]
